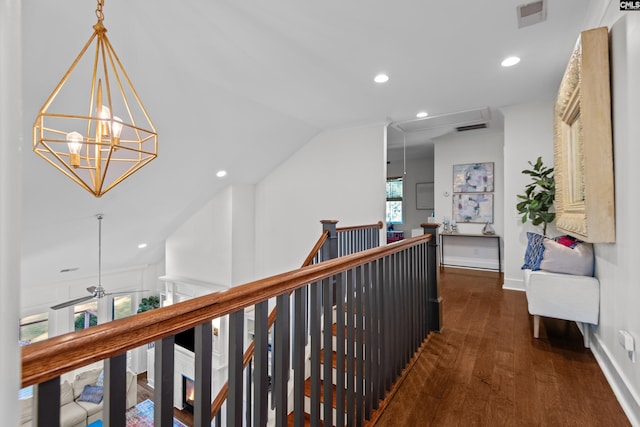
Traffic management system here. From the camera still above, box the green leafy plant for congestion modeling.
[137,295,160,313]
[516,156,555,235]
[74,312,98,330]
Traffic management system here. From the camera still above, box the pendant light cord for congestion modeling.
[403,132,407,175]
[97,214,103,288]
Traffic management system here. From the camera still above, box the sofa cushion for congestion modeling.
[60,401,88,427]
[539,239,594,276]
[73,368,102,398]
[61,380,74,405]
[77,385,104,404]
[75,397,104,418]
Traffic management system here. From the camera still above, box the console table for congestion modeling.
[439,232,501,272]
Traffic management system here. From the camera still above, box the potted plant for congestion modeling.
[516,156,555,235]
[137,295,160,313]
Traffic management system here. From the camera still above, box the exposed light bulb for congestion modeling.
[111,116,123,147]
[374,73,389,83]
[111,117,123,138]
[501,56,520,67]
[66,131,83,168]
[98,105,111,136]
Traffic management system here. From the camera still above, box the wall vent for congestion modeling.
[456,123,487,132]
[517,0,546,28]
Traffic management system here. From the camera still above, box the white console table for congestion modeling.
[439,232,501,272]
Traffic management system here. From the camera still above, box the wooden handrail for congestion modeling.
[209,229,329,418]
[21,233,431,388]
[300,230,329,268]
[336,221,383,232]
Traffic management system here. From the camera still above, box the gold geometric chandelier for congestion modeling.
[33,0,157,198]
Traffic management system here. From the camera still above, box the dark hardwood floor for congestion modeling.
[132,267,629,426]
[374,267,630,426]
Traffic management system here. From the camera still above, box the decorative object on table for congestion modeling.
[453,193,493,223]
[482,221,495,235]
[450,220,458,233]
[554,26,615,242]
[442,216,450,233]
[32,0,158,197]
[516,156,555,236]
[452,162,494,193]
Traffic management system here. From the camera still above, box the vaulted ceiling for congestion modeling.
[20,0,598,288]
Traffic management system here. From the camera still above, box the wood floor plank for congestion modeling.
[374,267,630,427]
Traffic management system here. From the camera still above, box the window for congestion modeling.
[19,312,48,344]
[113,295,133,320]
[74,301,98,330]
[386,177,403,224]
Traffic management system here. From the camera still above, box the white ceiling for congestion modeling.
[19,0,599,289]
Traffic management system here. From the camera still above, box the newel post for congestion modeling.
[421,223,443,332]
[321,220,339,305]
[320,220,339,261]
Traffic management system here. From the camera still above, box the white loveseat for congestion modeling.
[19,368,137,427]
[524,268,600,347]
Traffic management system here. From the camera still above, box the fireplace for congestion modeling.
[182,375,195,412]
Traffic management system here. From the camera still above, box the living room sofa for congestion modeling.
[19,368,137,427]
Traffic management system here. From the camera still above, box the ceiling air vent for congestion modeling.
[456,123,487,132]
[517,0,546,29]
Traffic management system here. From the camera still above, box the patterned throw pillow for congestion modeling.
[77,384,103,404]
[522,232,546,270]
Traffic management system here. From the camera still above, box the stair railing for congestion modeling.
[210,220,384,425]
[21,221,439,427]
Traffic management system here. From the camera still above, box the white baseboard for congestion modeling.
[502,277,524,291]
[588,329,640,426]
[440,256,499,271]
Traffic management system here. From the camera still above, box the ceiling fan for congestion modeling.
[51,214,141,310]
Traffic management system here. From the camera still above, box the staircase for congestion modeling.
[288,302,377,427]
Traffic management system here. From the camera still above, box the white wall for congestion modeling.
[166,188,233,286]
[433,127,504,271]
[500,9,640,423]
[230,184,255,286]
[255,125,386,279]
[588,12,640,425]
[165,183,256,288]
[387,153,435,235]
[0,0,22,423]
[501,101,556,290]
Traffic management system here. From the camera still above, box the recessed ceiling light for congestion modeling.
[501,56,521,67]
[138,243,147,249]
[374,73,389,83]
[416,111,428,118]
[216,170,227,178]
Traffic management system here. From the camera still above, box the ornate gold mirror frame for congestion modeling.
[554,26,615,243]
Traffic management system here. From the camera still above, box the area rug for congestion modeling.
[126,399,188,427]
